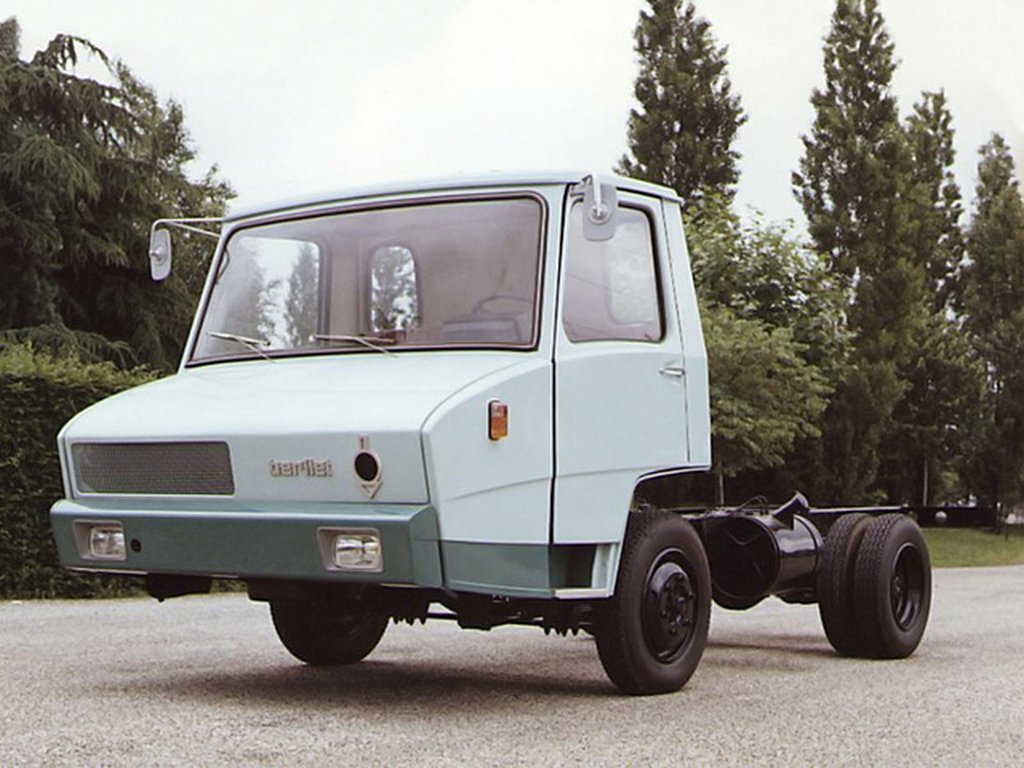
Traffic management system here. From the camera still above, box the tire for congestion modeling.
[852,513,931,659]
[595,511,711,695]
[270,598,389,666]
[817,512,873,656]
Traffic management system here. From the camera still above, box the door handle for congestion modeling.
[659,365,684,378]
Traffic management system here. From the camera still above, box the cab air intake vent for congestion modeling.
[72,442,235,495]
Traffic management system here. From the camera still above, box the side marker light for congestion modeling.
[488,400,509,441]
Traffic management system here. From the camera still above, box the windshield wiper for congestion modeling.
[313,334,396,357]
[207,331,273,361]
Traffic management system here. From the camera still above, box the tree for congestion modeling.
[876,90,981,505]
[685,201,838,502]
[0,18,232,370]
[687,198,848,375]
[880,312,985,505]
[961,135,1024,506]
[618,0,746,213]
[284,244,320,346]
[793,0,932,503]
[905,90,964,310]
[701,304,830,503]
[222,255,275,345]
[0,16,17,59]
[370,246,419,332]
[794,0,909,286]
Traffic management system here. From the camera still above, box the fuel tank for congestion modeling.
[699,494,823,609]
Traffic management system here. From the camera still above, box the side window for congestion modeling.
[369,245,421,336]
[563,204,662,342]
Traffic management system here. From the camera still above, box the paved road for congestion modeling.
[2,566,1023,766]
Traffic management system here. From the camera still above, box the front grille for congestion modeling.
[72,442,235,495]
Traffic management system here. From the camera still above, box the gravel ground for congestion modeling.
[1,566,1022,767]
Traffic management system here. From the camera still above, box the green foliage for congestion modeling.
[617,0,746,213]
[793,0,906,286]
[285,244,320,346]
[214,252,276,344]
[0,18,233,371]
[0,17,18,58]
[792,0,980,505]
[0,343,156,598]
[685,202,835,500]
[905,91,965,309]
[961,135,1024,506]
[687,199,848,375]
[881,313,986,505]
[701,305,829,485]
[0,323,136,368]
[371,246,420,332]
[873,88,980,506]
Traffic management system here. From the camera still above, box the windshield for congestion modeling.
[191,197,544,363]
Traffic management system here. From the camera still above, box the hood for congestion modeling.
[62,351,529,505]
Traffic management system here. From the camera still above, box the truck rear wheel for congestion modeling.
[270,599,389,666]
[595,511,711,695]
[817,512,873,656]
[853,513,931,658]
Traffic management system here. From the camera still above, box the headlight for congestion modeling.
[73,521,127,560]
[318,528,383,572]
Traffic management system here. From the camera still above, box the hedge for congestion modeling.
[0,343,156,598]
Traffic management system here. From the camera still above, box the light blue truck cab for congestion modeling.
[50,173,932,694]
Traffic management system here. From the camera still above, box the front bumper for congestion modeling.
[50,498,442,587]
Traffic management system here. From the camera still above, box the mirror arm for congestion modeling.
[151,217,223,240]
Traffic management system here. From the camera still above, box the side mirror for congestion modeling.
[149,227,172,281]
[579,175,618,242]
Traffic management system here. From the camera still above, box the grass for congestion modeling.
[922,526,1024,568]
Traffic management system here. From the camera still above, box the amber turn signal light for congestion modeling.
[488,400,509,440]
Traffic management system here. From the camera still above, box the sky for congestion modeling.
[6,1,1024,228]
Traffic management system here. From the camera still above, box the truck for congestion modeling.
[50,172,931,695]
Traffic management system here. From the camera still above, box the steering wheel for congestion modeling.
[470,294,532,315]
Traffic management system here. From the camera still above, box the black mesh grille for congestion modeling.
[72,442,235,495]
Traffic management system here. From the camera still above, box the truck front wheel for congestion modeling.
[595,511,711,695]
[270,599,389,666]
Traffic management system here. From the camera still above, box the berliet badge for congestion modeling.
[268,458,334,477]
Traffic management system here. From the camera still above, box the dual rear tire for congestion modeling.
[818,513,931,658]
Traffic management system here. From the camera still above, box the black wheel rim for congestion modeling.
[641,549,696,663]
[890,542,925,631]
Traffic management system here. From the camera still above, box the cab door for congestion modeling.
[553,192,689,543]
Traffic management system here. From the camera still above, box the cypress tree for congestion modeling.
[878,90,982,505]
[961,135,1024,506]
[905,90,964,310]
[0,17,18,59]
[618,0,746,212]
[794,0,932,503]
[285,244,320,346]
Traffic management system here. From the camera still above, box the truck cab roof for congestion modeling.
[225,170,682,222]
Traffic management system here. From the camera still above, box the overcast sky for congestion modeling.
[7,1,1024,228]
